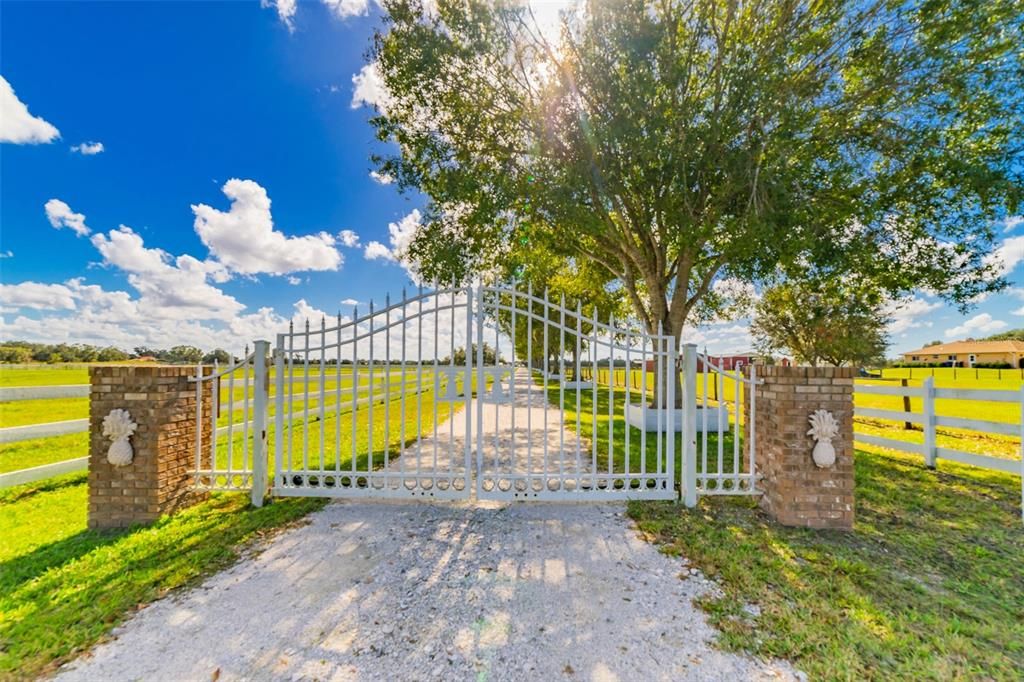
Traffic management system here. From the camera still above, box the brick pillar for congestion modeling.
[744,365,855,530]
[88,366,211,530]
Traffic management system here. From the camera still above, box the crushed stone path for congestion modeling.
[58,502,795,681]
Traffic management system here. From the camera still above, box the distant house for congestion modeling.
[900,340,1024,368]
[700,353,759,372]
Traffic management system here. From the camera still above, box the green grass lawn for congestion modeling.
[548,380,1023,680]
[581,368,1023,466]
[0,432,87,474]
[203,384,461,478]
[0,365,94,387]
[0,366,441,430]
[0,473,326,678]
[628,450,1023,680]
[0,397,89,429]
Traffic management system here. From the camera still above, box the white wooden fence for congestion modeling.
[855,376,1024,521]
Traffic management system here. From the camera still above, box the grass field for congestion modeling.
[580,367,1023,466]
[0,397,89,428]
[0,433,87,475]
[0,474,326,678]
[0,362,453,387]
[629,449,1024,681]
[546,380,1024,680]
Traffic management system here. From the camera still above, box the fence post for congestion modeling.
[250,340,270,507]
[901,378,913,430]
[682,344,698,508]
[273,341,285,491]
[922,376,936,469]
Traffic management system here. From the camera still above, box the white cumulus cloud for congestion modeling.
[44,198,90,237]
[351,62,393,112]
[338,229,361,247]
[364,209,422,282]
[70,141,104,155]
[91,225,243,320]
[0,281,76,310]
[944,313,1007,339]
[0,76,59,144]
[984,236,1024,277]
[341,298,360,306]
[884,295,942,335]
[370,170,394,185]
[322,0,371,18]
[261,0,297,29]
[192,179,342,276]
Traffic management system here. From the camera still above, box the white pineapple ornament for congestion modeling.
[807,409,839,468]
[102,409,138,466]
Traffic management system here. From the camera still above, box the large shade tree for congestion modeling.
[367,0,1023,402]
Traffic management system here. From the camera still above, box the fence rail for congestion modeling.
[0,385,90,401]
[853,377,1023,520]
[0,456,88,488]
[0,418,89,443]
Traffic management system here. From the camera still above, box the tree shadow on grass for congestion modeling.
[628,450,1024,680]
[0,470,87,506]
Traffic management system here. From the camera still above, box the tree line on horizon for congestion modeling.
[0,341,234,365]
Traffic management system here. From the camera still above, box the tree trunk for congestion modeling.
[650,335,683,409]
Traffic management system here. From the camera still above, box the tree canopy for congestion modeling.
[751,279,889,367]
[370,0,1022,345]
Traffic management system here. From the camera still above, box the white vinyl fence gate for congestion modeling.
[192,284,759,506]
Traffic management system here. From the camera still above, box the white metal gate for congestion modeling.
[273,287,473,499]
[472,284,676,501]
[191,284,755,505]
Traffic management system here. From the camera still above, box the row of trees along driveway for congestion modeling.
[367,0,1023,405]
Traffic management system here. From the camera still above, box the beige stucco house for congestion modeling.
[900,339,1024,367]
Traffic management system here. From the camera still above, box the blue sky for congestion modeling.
[1,0,1022,356]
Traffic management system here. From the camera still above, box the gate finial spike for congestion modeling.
[305,318,310,332]
[321,315,326,330]
[386,292,391,306]
[289,319,293,334]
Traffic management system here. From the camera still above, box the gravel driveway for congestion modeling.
[58,371,795,681]
[58,501,794,681]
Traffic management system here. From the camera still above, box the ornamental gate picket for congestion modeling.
[192,283,758,505]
